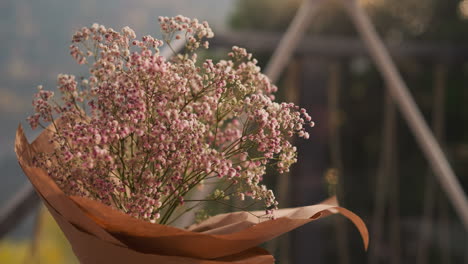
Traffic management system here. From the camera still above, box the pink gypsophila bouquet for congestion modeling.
[27,15,314,225]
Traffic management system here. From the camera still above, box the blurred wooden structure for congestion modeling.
[211,32,468,61]
[1,0,468,263]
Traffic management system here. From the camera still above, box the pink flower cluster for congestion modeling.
[28,16,314,224]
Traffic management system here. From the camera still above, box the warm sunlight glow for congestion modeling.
[459,0,468,19]
[359,0,383,6]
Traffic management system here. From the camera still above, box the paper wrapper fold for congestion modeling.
[15,125,368,263]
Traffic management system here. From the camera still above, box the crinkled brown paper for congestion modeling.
[15,125,368,263]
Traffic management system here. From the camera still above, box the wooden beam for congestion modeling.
[343,0,468,230]
[264,0,324,83]
[211,31,468,61]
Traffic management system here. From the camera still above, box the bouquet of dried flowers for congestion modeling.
[16,15,367,263]
[27,15,314,224]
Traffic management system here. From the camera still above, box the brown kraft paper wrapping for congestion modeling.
[15,125,369,263]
